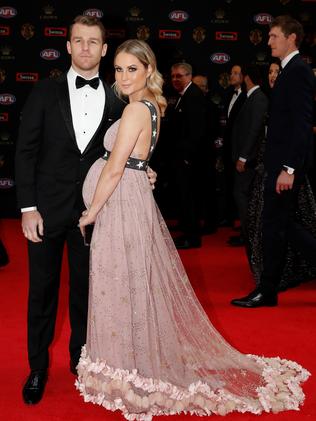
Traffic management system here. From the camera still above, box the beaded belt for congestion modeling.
[102,148,148,171]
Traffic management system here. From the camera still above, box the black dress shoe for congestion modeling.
[70,360,78,375]
[22,369,48,404]
[174,237,201,249]
[231,289,278,308]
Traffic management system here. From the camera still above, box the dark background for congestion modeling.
[1,0,315,217]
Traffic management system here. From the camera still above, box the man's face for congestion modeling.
[268,26,295,60]
[66,23,107,74]
[229,65,243,88]
[171,66,191,92]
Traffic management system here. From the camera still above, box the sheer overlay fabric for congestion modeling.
[75,104,310,420]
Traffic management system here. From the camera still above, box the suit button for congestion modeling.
[76,181,80,185]
[80,157,84,161]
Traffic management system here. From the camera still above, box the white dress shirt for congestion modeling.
[227,87,241,117]
[67,67,105,153]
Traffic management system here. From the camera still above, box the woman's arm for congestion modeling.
[79,102,148,229]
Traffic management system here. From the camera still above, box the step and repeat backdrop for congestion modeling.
[1,0,315,216]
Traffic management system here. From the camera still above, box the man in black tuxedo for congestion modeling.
[15,15,126,405]
[231,64,268,259]
[232,15,316,308]
[222,64,247,238]
[168,63,207,249]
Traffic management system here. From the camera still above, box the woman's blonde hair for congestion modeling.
[113,39,167,116]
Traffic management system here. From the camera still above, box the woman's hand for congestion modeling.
[147,166,157,190]
[79,209,97,237]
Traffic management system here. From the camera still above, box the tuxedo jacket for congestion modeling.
[222,88,247,161]
[265,54,315,176]
[231,88,268,165]
[168,82,207,163]
[15,73,124,228]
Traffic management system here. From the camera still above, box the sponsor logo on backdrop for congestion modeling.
[159,29,181,40]
[106,28,126,39]
[254,13,273,25]
[216,31,238,41]
[255,51,269,65]
[211,8,229,24]
[0,45,14,60]
[210,52,230,64]
[0,178,14,188]
[0,25,10,36]
[44,27,67,37]
[16,72,39,82]
[218,72,230,89]
[83,9,103,18]
[40,49,60,60]
[40,4,57,20]
[0,93,16,105]
[126,6,143,22]
[0,6,17,19]
[136,25,150,41]
[0,130,11,143]
[192,26,206,44]
[299,12,312,23]
[302,55,313,64]
[21,23,35,40]
[249,29,263,45]
[0,112,8,122]
[49,68,63,79]
[169,10,189,22]
[0,68,6,83]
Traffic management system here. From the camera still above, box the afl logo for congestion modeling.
[254,13,273,25]
[169,10,189,22]
[0,93,16,105]
[83,9,103,18]
[0,178,14,189]
[210,52,230,64]
[40,49,60,60]
[0,6,17,18]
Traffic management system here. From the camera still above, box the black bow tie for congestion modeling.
[75,75,100,90]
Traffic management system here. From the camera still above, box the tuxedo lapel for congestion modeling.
[56,74,76,143]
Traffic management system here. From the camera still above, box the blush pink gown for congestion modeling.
[75,101,309,420]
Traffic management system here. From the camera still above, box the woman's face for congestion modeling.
[114,51,150,100]
[268,63,280,88]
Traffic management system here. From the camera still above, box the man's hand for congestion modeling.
[276,170,294,194]
[147,166,157,190]
[22,210,44,242]
[236,159,246,173]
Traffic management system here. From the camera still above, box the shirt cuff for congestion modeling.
[238,157,247,162]
[21,206,37,213]
[283,165,295,171]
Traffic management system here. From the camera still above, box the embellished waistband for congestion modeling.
[102,149,148,171]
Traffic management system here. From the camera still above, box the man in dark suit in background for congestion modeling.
[15,15,125,405]
[168,63,207,249]
[232,15,316,308]
[231,64,268,260]
[222,64,247,242]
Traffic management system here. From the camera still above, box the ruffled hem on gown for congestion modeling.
[75,346,310,420]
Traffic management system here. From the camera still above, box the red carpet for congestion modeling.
[1,218,316,420]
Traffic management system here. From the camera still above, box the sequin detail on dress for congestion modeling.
[76,101,310,420]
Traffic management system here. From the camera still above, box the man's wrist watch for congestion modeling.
[282,166,295,175]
